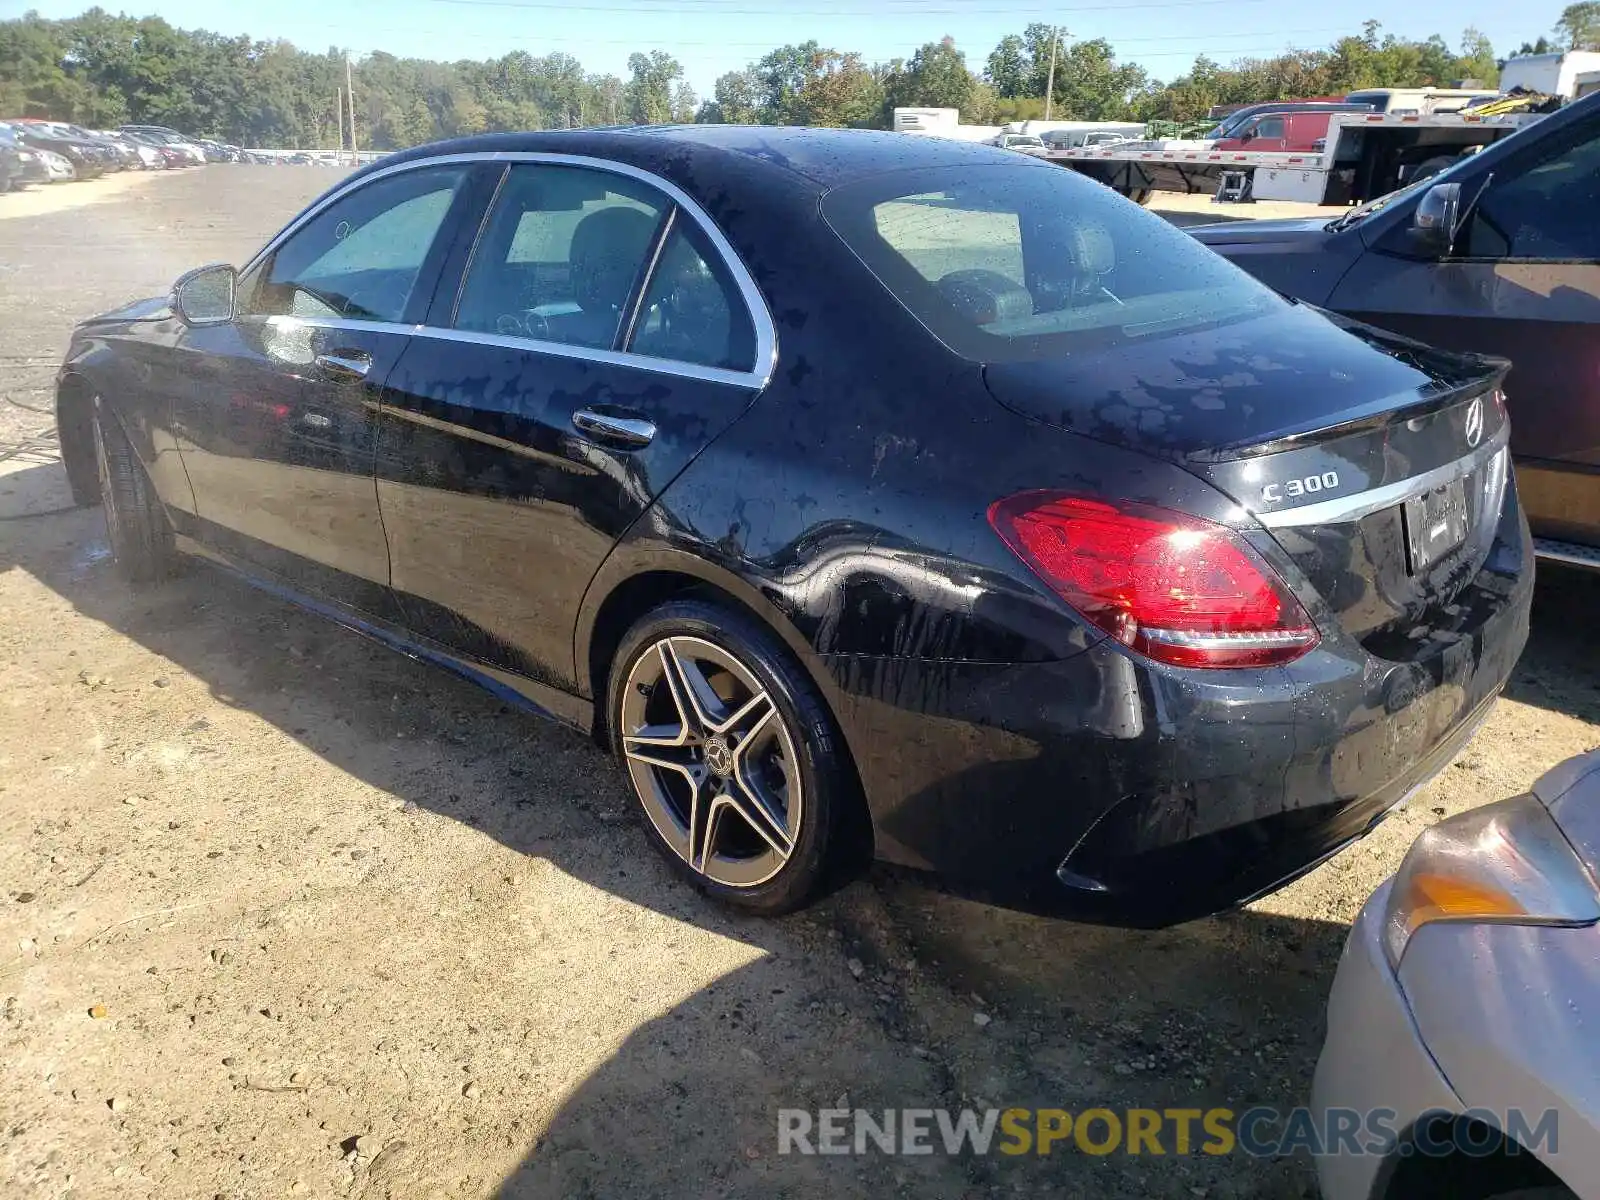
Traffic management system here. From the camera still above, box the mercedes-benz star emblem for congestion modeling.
[1464,397,1484,448]
[704,735,734,777]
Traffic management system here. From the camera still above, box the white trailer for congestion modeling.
[1045,110,1548,205]
[1498,51,1600,99]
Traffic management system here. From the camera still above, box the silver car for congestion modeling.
[1314,751,1600,1200]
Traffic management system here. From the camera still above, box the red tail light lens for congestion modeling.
[988,492,1318,668]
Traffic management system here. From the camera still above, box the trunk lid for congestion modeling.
[984,304,1512,656]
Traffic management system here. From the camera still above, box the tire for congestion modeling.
[1409,155,1457,184]
[607,598,856,915]
[94,406,175,582]
[1128,188,1154,206]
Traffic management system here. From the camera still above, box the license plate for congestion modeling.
[1403,478,1469,573]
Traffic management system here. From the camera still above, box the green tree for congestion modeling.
[884,37,978,118]
[670,81,697,123]
[623,49,682,124]
[752,41,824,123]
[985,34,1029,99]
[1555,3,1600,49]
[1455,28,1499,87]
[796,51,882,126]
[1049,38,1148,119]
[699,69,761,123]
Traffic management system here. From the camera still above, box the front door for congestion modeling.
[1328,113,1600,543]
[374,158,770,694]
[172,164,474,611]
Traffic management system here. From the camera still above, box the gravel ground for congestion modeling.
[2,166,1598,1200]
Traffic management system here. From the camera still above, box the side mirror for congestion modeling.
[1238,127,1256,142]
[1408,183,1461,259]
[171,263,236,326]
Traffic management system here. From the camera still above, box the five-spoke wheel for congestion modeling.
[608,600,855,913]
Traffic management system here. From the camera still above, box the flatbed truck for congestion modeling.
[1047,110,1549,205]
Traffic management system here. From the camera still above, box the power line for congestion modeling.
[417,0,1283,15]
[321,24,1353,49]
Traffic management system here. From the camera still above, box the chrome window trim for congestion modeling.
[239,150,777,389]
[255,314,414,337]
[411,325,765,389]
[251,314,766,390]
[1254,425,1510,529]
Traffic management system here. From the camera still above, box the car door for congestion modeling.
[374,156,773,695]
[170,163,476,613]
[1243,115,1289,153]
[1328,112,1600,543]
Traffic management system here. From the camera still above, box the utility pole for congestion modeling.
[345,57,358,165]
[335,88,344,158]
[1043,26,1061,121]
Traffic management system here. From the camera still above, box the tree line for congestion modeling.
[2,5,1595,149]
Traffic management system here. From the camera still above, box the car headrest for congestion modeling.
[937,269,1035,327]
[570,206,657,314]
[1064,223,1116,277]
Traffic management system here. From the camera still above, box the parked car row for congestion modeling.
[0,120,258,189]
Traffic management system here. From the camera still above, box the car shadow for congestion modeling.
[1504,564,1600,726]
[0,455,1486,1197]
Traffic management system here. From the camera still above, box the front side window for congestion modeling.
[824,164,1282,362]
[1253,117,1286,139]
[454,164,666,350]
[1464,121,1600,260]
[242,165,467,323]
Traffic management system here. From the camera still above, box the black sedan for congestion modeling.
[56,127,1532,925]
[11,124,108,178]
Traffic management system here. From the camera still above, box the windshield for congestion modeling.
[823,163,1283,363]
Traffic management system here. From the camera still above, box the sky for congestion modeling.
[2,0,1564,97]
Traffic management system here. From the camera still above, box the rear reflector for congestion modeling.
[988,492,1318,668]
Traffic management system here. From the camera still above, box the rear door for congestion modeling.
[375,157,773,692]
[1328,110,1600,543]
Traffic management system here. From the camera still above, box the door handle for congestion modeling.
[314,350,372,380]
[572,409,656,449]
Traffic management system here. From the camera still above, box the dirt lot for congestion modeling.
[2,166,1598,1200]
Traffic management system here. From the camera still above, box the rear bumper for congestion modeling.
[825,500,1533,927]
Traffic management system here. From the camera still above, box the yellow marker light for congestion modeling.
[1382,792,1600,968]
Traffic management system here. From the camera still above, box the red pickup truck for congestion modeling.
[1212,107,1369,153]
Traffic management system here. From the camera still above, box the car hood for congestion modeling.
[982,301,1506,463]
[78,295,172,327]
[1187,216,1336,245]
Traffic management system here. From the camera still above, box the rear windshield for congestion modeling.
[821,163,1283,363]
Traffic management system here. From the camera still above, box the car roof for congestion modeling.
[364,125,1019,196]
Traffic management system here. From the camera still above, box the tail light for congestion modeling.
[988,492,1318,668]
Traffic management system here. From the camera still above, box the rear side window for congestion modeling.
[631,220,756,371]
[453,162,757,371]
[823,164,1282,362]
[454,164,667,350]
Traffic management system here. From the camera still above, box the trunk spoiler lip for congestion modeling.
[1183,358,1511,464]
[1251,419,1508,529]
